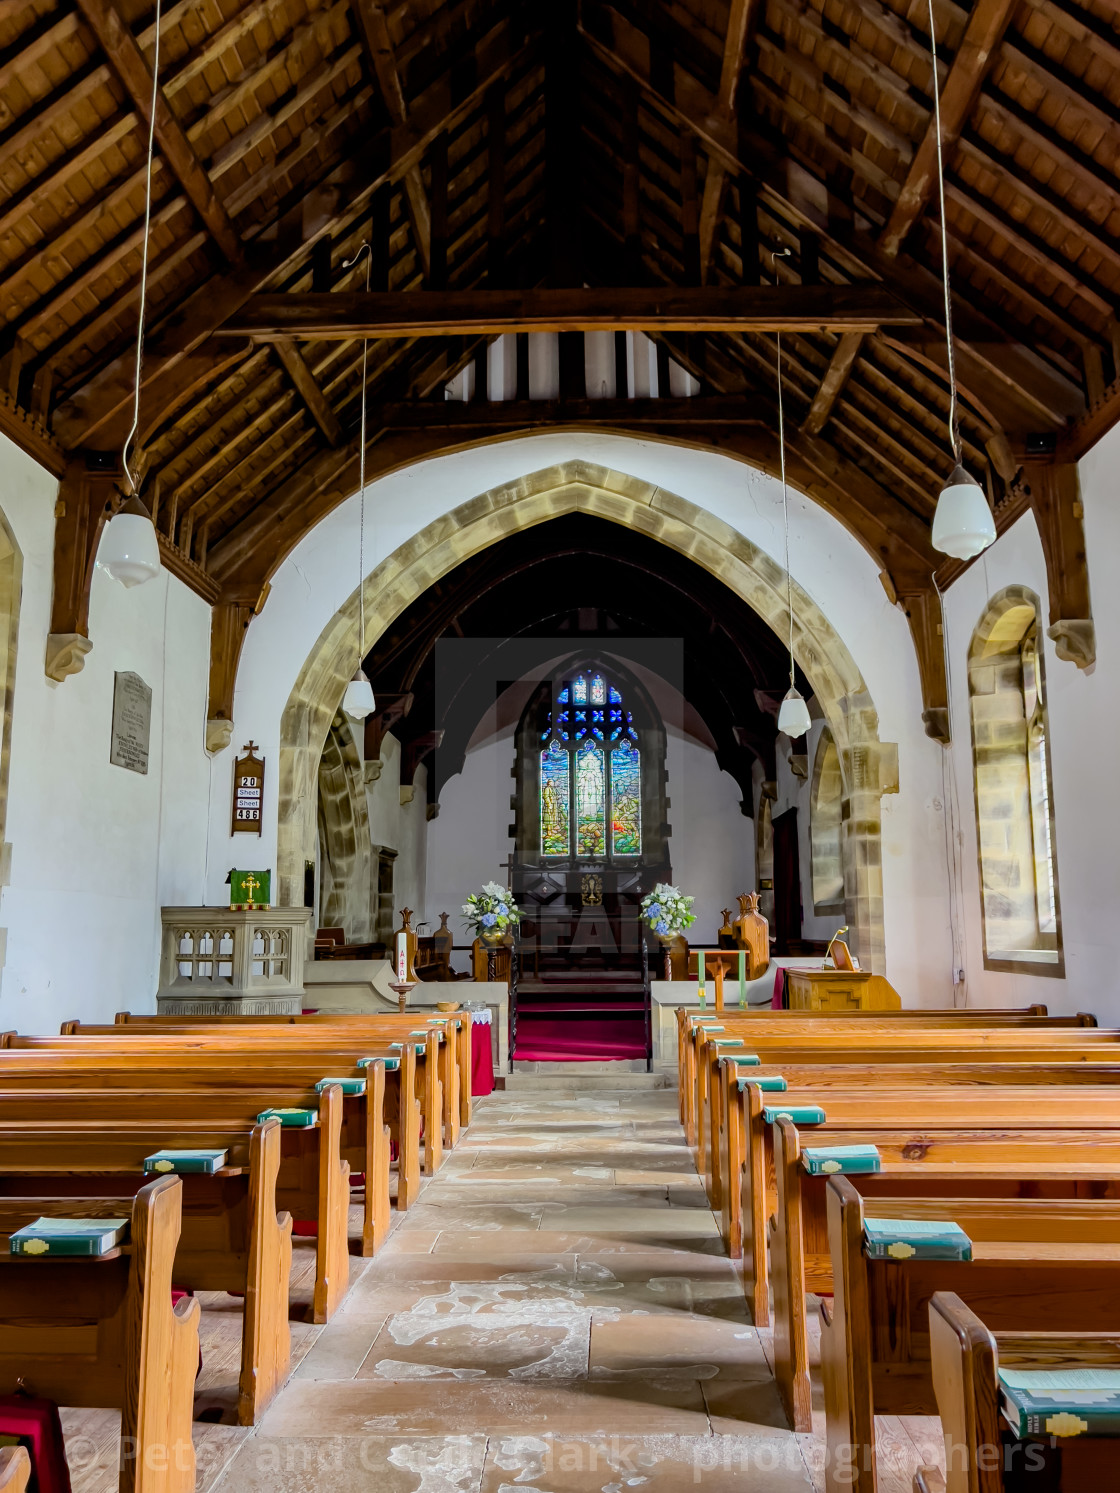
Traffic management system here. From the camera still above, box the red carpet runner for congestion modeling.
[512,1011,647,1062]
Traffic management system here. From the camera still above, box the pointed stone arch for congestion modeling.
[278,461,893,970]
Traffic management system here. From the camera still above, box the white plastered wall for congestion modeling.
[211,431,953,1004]
[0,434,212,1031]
[940,422,1120,1018]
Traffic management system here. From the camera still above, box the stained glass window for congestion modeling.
[539,671,643,860]
[610,739,641,855]
[576,739,606,857]
[540,739,571,856]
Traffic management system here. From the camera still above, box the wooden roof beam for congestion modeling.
[350,0,432,280]
[73,0,243,266]
[697,0,762,281]
[273,340,344,447]
[804,0,1016,438]
[54,17,536,451]
[217,285,920,338]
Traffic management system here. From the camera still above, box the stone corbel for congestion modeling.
[45,457,123,681]
[205,719,234,754]
[1021,462,1095,669]
[897,585,950,745]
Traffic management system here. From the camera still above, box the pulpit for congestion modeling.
[784,968,900,1011]
[156,906,313,1015]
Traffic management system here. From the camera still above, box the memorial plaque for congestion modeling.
[110,671,152,774]
[232,742,265,835]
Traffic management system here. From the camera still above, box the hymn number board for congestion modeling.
[231,743,265,835]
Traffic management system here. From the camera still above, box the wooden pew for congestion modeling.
[822,1185,1120,1493]
[690,1022,1117,1207]
[10,1028,433,1200]
[923,1292,1120,1493]
[63,1021,448,1176]
[771,1115,1120,1434]
[679,1010,1100,1155]
[0,1109,290,1425]
[0,1175,199,1493]
[0,1045,405,1240]
[722,1061,1120,1287]
[0,1082,351,1326]
[104,1009,474,1140]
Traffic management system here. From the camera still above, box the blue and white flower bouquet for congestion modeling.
[640,882,696,939]
[462,880,522,938]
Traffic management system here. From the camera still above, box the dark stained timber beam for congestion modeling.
[73,0,243,265]
[698,0,762,279]
[802,0,1017,436]
[349,0,432,280]
[218,286,921,339]
[1021,461,1095,670]
[274,339,344,446]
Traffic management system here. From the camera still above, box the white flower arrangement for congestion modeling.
[640,882,696,939]
[461,881,522,937]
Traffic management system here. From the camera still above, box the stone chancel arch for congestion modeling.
[277,461,896,971]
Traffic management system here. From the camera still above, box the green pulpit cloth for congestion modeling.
[230,868,271,908]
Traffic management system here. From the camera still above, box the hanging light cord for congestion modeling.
[122,0,163,496]
[343,242,372,667]
[927,0,961,465]
[776,331,795,690]
[770,247,795,689]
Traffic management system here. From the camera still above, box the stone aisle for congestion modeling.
[66,1084,943,1491]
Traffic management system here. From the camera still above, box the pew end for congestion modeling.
[0,1447,30,1493]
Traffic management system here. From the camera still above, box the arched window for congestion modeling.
[810,729,845,913]
[539,671,642,860]
[968,590,1062,973]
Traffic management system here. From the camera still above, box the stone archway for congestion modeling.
[277,461,894,971]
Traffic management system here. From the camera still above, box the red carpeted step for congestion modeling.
[512,1014,648,1062]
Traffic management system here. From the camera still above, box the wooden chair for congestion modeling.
[0,1176,198,1493]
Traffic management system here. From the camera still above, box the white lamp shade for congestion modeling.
[343,669,376,721]
[777,686,811,739]
[96,507,161,588]
[931,463,996,560]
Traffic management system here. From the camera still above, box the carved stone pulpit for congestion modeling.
[156,905,313,1015]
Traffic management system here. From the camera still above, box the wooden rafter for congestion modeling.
[803,0,1017,437]
[697,0,761,281]
[52,18,536,451]
[349,0,432,280]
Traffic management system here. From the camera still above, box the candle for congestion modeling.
[698,950,705,1008]
[739,949,747,1007]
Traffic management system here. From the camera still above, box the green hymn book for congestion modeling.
[863,1216,971,1261]
[357,1056,401,1071]
[257,1107,316,1127]
[740,1074,787,1091]
[764,1105,827,1126]
[315,1077,366,1095]
[10,1217,130,1257]
[801,1144,881,1176]
[144,1148,228,1174]
[998,1368,1120,1438]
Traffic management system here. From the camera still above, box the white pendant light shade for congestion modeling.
[343,667,376,721]
[931,463,996,561]
[96,496,161,588]
[777,686,811,739]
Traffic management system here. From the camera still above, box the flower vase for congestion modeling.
[480,928,504,946]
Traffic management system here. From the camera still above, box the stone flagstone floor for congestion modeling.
[65,1084,946,1492]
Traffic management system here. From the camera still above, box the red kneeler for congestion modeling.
[0,1392,72,1493]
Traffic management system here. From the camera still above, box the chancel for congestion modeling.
[1,0,1120,1489]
